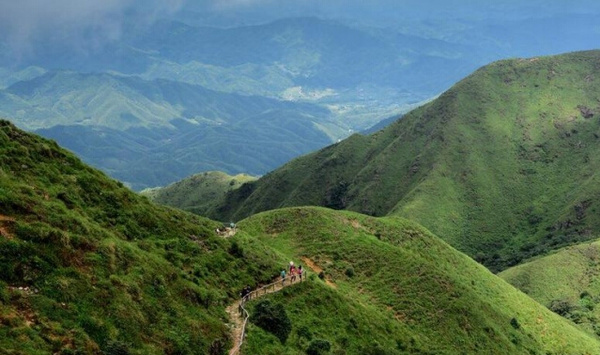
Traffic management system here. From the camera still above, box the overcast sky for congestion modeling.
[1,0,599,51]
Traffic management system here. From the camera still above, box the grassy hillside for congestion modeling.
[141,171,257,216]
[0,120,282,354]
[234,207,600,354]
[3,120,600,354]
[500,239,600,337]
[209,50,600,271]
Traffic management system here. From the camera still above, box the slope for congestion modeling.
[210,50,600,271]
[235,207,600,354]
[141,171,257,216]
[499,239,600,337]
[0,120,282,354]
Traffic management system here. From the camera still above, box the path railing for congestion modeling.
[229,272,308,355]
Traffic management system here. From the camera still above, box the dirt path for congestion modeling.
[217,227,237,238]
[301,256,336,288]
[227,276,305,355]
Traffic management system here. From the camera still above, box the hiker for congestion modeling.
[298,265,304,281]
[290,264,297,283]
[241,285,251,300]
[280,269,286,285]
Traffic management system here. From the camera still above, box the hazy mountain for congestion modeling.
[198,50,600,272]
[2,121,599,353]
[0,71,338,190]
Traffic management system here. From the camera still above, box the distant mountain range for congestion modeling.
[162,50,600,273]
[2,15,600,190]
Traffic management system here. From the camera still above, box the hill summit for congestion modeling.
[204,50,600,271]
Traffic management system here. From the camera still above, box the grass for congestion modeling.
[500,239,600,337]
[141,171,257,218]
[0,120,282,354]
[206,50,600,272]
[234,206,600,354]
[3,120,600,354]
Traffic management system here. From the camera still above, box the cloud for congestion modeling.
[0,0,184,54]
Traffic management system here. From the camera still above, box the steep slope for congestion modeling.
[210,50,600,271]
[0,120,282,354]
[141,171,257,216]
[236,207,600,354]
[500,239,600,337]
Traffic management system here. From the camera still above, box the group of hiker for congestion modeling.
[281,261,304,285]
[239,261,305,300]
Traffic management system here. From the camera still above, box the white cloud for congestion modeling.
[0,0,184,52]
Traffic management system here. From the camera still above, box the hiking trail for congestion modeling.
[227,274,307,355]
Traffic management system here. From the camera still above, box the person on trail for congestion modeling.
[290,265,297,282]
[298,265,304,281]
[281,269,286,285]
[241,285,251,300]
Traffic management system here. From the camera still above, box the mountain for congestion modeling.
[140,171,257,216]
[236,207,600,354]
[500,238,600,337]
[0,119,283,353]
[204,50,600,272]
[3,120,600,354]
[3,15,600,191]
[0,71,337,190]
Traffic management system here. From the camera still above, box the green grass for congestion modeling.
[0,120,282,354]
[141,171,257,218]
[207,50,600,271]
[234,207,600,354]
[500,239,600,337]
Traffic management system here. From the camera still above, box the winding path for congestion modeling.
[227,274,307,355]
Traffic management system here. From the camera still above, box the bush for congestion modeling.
[103,340,131,355]
[306,339,331,355]
[510,317,520,329]
[345,267,354,278]
[251,299,292,343]
[549,299,575,317]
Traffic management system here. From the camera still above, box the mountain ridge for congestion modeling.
[191,50,600,271]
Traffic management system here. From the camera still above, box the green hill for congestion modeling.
[141,171,257,216]
[235,207,600,354]
[4,120,600,354]
[500,239,600,337]
[0,120,282,353]
[207,50,600,272]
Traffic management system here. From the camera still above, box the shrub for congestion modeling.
[103,340,131,355]
[549,299,575,317]
[345,267,354,278]
[296,325,312,340]
[306,339,331,355]
[251,299,292,343]
[510,317,520,329]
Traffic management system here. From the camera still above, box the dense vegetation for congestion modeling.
[141,171,256,217]
[0,120,282,354]
[500,239,600,337]
[204,50,600,271]
[235,207,600,354]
